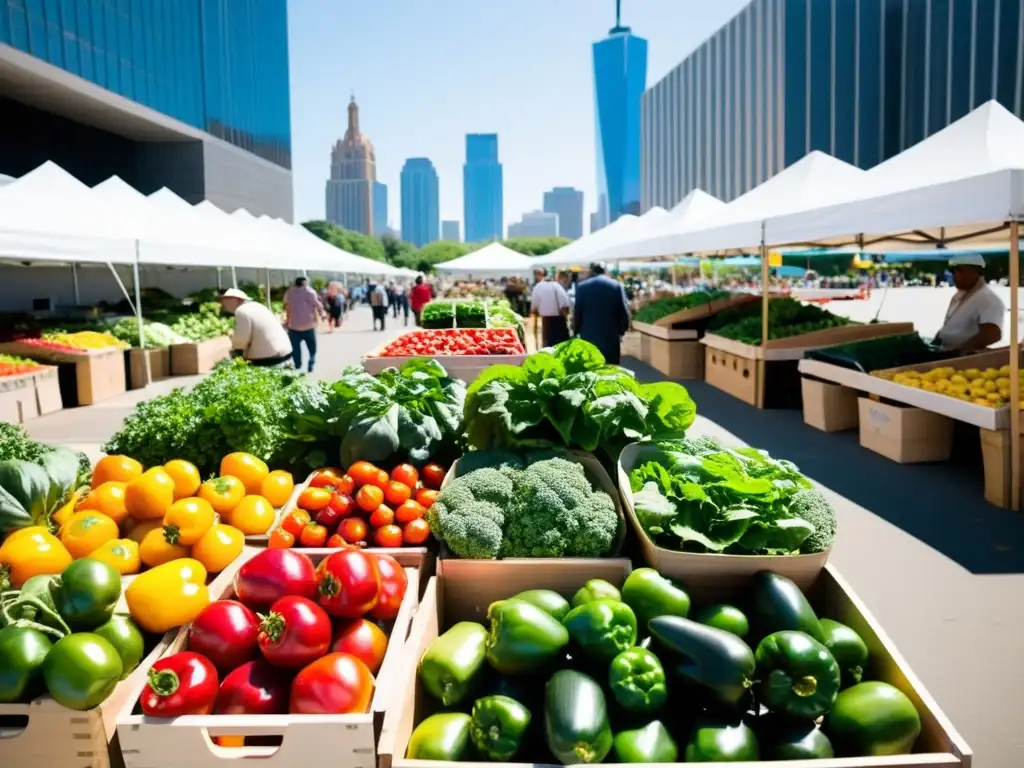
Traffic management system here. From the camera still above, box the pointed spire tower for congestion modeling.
[326,94,377,234]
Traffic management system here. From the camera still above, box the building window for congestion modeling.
[783,0,807,166]
[833,0,856,162]
[928,0,950,136]
[973,0,996,105]
[808,0,832,152]
[902,0,927,147]
[995,0,1021,111]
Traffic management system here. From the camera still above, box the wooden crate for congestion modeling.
[116,549,419,768]
[0,343,127,407]
[33,367,63,415]
[381,564,970,768]
[170,337,232,376]
[617,442,831,594]
[361,335,526,384]
[650,292,763,328]
[802,377,860,432]
[858,398,955,464]
[0,372,41,423]
[126,347,170,390]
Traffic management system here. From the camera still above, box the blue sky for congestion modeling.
[287,0,749,231]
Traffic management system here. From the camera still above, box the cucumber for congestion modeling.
[750,571,824,643]
[544,670,613,764]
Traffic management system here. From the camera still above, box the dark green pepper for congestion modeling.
[42,632,123,710]
[563,598,637,663]
[470,694,532,760]
[419,621,488,706]
[685,717,759,761]
[406,713,474,760]
[820,618,869,689]
[620,568,690,631]
[694,604,749,639]
[608,647,667,713]
[51,558,121,632]
[755,630,841,719]
[750,571,824,643]
[0,625,52,703]
[762,719,835,759]
[823,681,921,756]
[613,721,678,763]
[572,579,621,606]
[92,615,145,678]
[512,589,571,621]
[486,599,569,675]
[648,615,755,708]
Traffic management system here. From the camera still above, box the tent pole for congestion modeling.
[133,243,152,385]
[1010,220,1020,511]
[671,260,678,289]
[760,223,769,346]
[265,268,272,309]
[231,267,239,289]
[71,263,81,305]
[217,267,223,291]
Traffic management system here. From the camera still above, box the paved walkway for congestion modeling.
[21,300,1024,765]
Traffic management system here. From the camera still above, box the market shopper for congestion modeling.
[284,276,325,373]
[530,267,571,348]
[573,263,631,364]
[934,253,1005,353]
[370,281,389,330]
[410,275,432,327]
[218,288,292,367]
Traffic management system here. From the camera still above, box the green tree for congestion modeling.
[380,232,419,267]
[501,237,571,256]
[302,220,387,262]
[416,240,475,268]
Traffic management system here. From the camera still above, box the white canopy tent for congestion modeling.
[534,214,639,269]
[434,242,535,275]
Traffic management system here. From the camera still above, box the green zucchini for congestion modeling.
[544,670,613,764]
[750,571,824,642]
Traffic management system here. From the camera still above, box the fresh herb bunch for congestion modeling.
[169,303,234,342]
[709,297,850,344]
[0,422,91,487]
[633,290,729,324]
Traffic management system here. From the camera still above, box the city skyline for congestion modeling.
[400,158,440,247]
[543,186,585,239]
[463,133,504,242]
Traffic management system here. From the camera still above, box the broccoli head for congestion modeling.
[455,450,525,478]
[425,468,514,559]
[457,467,517,505]
[789,488,837,554]
[502,457,619,558]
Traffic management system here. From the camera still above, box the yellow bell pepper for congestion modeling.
[0,528,73,589]
[89,538,141,575]
[52,488,86,529]
[125,558,209,634]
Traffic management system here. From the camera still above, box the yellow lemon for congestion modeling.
[950,375,968,385]
[964,368,981,379]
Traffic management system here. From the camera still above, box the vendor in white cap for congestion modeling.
[218,288,293,367]
[934,253,1005,352]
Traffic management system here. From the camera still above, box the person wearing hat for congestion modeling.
[934,253,1005,352]
[530,267,571,347]
[573,263,631,364]
[218,289,293,367]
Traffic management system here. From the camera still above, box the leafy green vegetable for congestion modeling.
[806,333,952,373]
[0,423,91,488]
[421,300,523,331]
[709,297,850,345]
[106,318,189,348]
[0,448,82,535]
[633,291,729,324]
[168,304,234,342]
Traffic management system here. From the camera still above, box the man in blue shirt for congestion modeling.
[573,263,631,365]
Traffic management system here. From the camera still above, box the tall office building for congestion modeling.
[326,97,376,234]
[463,134,503,242]
[592,0,648,229]
[590,212,602,234]
[543,187,585,239]
[400,158,440,248]
[373,181,388,236]
[0,0,292,218]
[508,211,559,239]
[641,0,1024,209]
[442,220,461,241]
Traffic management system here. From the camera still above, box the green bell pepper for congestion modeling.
[613,721,678,763]
[763,719,835,759]
[0,625,52,703]
[620,568,690,632]
[684,717,759,761]
[486,599,568,675]
[608,647,667,713]
[419,621,488,707]
[755,630,841,719]
[563,598,637,663]
[50,558,121,632]
[42,632,123,710]
[820,618,869,689]
[512,589,571,621]
[406,713,474,760]
[470,694,532,760]
[823,681,921,756]
[92,615,145,679]
[572,579,621,607]
[693,604,749,639]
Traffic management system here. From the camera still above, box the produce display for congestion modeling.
[42,330,129,350]
[269,460,444,550]
[806,333,953,373]
[133,547,408,718]
[0,354,49,377]
[420,299,524,332]
[427,451,621,560]
[632,290,729,325]
[12,337,88,355]
[874,362,1022,408]
[106,318,190,348]
[708,297,851,344]
[406,568,921,762]
[628,436,836,555]
[379,328,525,358]
[167,303,234,342]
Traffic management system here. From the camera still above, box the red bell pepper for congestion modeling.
[140,651,220,717]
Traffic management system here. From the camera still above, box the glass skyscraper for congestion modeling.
[373,181,389,236]
[0,0,292,218]
[592,4,647,228]
[401,158,440,248]
[641,0,1024,209]
[463,134,503,243]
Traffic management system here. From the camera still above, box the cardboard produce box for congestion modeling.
[126,347,170,390]
[170,336,232,376]
[633,322,703,380]
[858,398,954,464]
[802,377,859,433]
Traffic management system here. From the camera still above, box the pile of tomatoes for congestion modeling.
[269,460,446,550]
[380,328,525,357]
[137,547,408,720]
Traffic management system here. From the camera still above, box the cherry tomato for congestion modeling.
[395,500,426,525]
[268,528,295,549]
[315,549,380,618]
[402,518,431,545]
[298,487,332,512]
[336,475,356,496]
[281,509,311,538]
[339,517,368,544]
[316,506,343,529]
[347,461,380,488]
[329,492,356,517]
[371,469,390,490]
[383,481,411,507]
[331,618,388,674]
[368,504,394,529]
[390,464,418,488]
[421,463,447,489]
[415,488,439,508]
[356,485,384,513]
[326,533,347,548]
[373,524,403,549]
[309,470,340,489]
[299,522,328,548]
[257,595,332,669]
[289,652,374,715]
[187,600,259,673]
[370,553,408,619]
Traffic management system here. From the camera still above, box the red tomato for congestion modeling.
[329,492,356,517]
[373,524,403,550]
[281,509,311,538]
[390,464,418,488]
[336,475,356,496]
[187,600,259,673]
[356,485,384,512]
[257,595,332,669]
[315,549,381,618]
[330,618,389,674]
[339,517,368,544]
[268,528,295,549]
[299,522,328,548]
[326,533,347,548]
[214,659,291,715]
[369,553,408,620]
[309,470,340,489]
[416,488,439,508]
[421,463,446,489]
[395,500,426,525]
[402,518,431,545]
[368,504,394,529]
[383,481,411,507]
[372,469,390,490]
[289,652,374,715]
[316,506,343,529]
[347,461,380,488]
[234,549,317,610]
[141,652,219,716]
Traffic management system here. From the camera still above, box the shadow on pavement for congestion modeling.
[624,356,1024,576]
